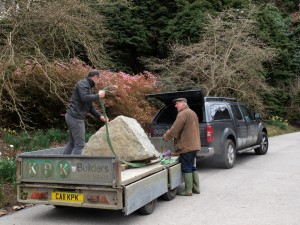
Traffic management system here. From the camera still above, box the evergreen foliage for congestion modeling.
[162,1,212,46]
[256,3,300,121]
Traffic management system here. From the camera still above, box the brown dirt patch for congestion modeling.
[0,135,64,217]
[0,183,27,216]
[0,140,32,217]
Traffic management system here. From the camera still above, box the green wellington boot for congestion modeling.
[178,173,193,196]
[192,171,200,194]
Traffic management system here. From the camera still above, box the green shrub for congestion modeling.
[267,115,288,130]
[0,158,16,183]
[2,128,67,152]
[46,128,68,143]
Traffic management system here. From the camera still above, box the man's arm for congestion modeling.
[163,114,186,141]
[77,81,99,103]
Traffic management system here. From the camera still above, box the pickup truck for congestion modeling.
[147,89,269,169]
[16,147,182,215]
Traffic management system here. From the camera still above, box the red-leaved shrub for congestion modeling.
[3,58,160,130]
[97,70,160,129]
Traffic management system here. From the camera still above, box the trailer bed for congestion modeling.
[17,147,182,215]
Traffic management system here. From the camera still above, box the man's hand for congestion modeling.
[100,115,109,123]
[163,130,170,141]
[99,90,106,98]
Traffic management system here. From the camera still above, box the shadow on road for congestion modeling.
[30,198,171,223]
[196,150,262,170]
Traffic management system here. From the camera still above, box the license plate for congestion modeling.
[52,192,84,203]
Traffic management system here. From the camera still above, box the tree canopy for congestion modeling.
[0,0,299,129]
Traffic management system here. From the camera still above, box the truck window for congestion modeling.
[189,104,204,122]
[156,106,177,123]
[156,103,203,123]
[231,105,243,120]
[239,105,254,122]
[210,104,231,120]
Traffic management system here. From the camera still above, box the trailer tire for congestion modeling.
[138,199,157,215]
[161,188,177,201]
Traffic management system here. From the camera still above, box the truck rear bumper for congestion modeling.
[197,147,214,158]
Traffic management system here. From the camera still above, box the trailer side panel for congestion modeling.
[124,169,168,215]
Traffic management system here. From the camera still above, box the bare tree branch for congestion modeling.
[144,5,276,113]
[0,0,110,130]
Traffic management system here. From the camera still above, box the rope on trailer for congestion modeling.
[159,137,178,165]
[99,87,147,168]
[100,85,177,167]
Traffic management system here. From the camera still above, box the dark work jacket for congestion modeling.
[66,78,101,120]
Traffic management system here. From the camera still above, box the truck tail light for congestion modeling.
[206,125,214,143]
[31,192,48,199]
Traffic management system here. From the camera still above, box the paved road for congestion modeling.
[1,132,300,225]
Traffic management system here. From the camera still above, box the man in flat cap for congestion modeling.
[163,98,201,196]
[63,69,109,155]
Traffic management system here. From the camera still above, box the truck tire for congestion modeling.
[220,139,236,169]
[161,188,177,201]
[254,132,268,155]
[138,199,157,215]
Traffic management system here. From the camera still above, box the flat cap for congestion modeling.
[172,98,187,104]
[87,69,100,77]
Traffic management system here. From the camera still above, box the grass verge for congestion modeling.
[266,124,300,137]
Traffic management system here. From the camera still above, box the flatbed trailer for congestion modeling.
[16,147,182,215]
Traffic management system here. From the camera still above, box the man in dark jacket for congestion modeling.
[63,70,108,155]
[163,98,201,196]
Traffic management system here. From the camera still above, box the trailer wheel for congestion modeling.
[138,199,157,215]
[161,188,177,201]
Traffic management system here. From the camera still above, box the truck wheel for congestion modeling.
[138,199,157,215]
[220,139,236,169]
[161,188,177,201]
[254,132,268,155]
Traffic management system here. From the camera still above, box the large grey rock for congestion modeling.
[82,116,160,161]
